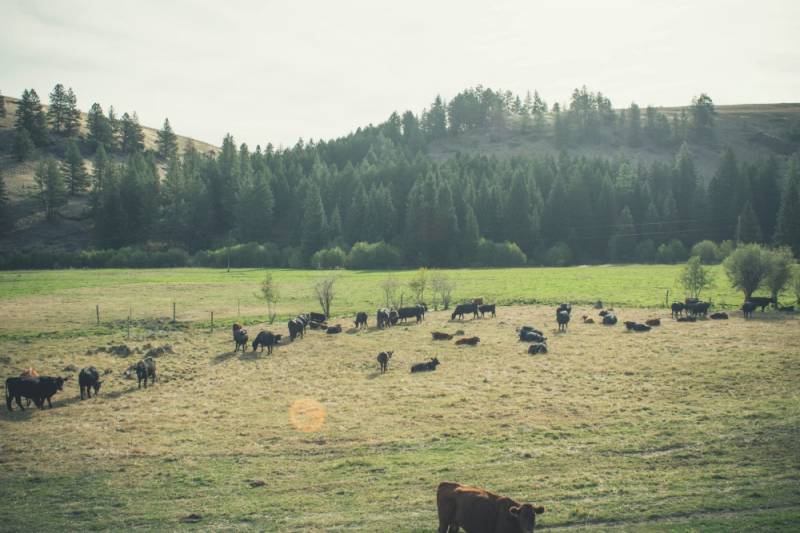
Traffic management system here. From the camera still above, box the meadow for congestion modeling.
[0,265,774,338]
[0,267,799,531]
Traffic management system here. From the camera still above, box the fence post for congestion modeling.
[96,304,100,325]
[665,289,670,308]
[211,311,214,332]
[172,301,176,323]
[127,306,132,339]
[237,298,240,318]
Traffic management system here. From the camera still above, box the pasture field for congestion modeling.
[0,289,799,530]
[0,264,784,338]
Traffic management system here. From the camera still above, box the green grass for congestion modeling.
[0,265,780,337]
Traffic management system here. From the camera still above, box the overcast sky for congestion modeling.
[2,0,799,148]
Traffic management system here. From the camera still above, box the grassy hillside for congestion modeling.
[1,299,798,530]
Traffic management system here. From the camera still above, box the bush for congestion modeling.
[656,239,688,264]
[679,256,715,299]
[718,240,736,260]
[476,239,527,267]
[544,242,572,267]
[345,241,404,270]
[192,242,280,268]
[311,247,346,269]
[281,246,305,269]
[690,240,720,264]
[634,239,657,263]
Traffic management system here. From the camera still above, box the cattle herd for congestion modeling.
[4,291,793,532]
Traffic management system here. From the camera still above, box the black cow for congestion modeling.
[252,331,281,354]
[288,318,305,341]
[741,301,757,318]
[432,332,454,340]
[398,306,423,323]
[686,301,711,317]
[233,328,249,352]
[748,296,776,311]
[354,312,368,329]
[411,357,440,373]
[677,316,697,322]
[685,297,700,306]
[451,303,478,320]
[376,309,391,329]
[624,321,651,332]
[5,376,66,410]
[519,326,543,336]
[136,357,157,389]
[556,310,570,332]
[309,312,326,323]
[528,343,548,355]
[602,314,618,325]
[326,325,342,334]
[557,303,572,315]
[710,312,729,320]
[377,351,393,373]
[479,304,496,318]
[79,367,102,400]
[671,302,686,318]
[389,309,399,325]
[520,331,546,343]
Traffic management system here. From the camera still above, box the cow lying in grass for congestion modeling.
[455,336,480,346]
[411,358,440,373]
[710,312,729,320]
[528,343,548,355]
[624,321,651,332]
[432,332,453,340]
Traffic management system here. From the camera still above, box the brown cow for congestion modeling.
[645,318,661,327]
[437,482,545,533]
[432,332,454,341]
[455,336,480,346]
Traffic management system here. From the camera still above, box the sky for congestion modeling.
[2,0,799,148]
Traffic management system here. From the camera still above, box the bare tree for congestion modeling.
[380,277,399,308]
[314,277,336,318]
[258,272,279,323]
[431,272,456,310]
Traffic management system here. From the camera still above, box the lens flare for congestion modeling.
[289,398,326,433]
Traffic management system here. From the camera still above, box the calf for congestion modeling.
[377,351,393,374]
[432,332,454,341]
[437,481,545,533]
[528,343,548,355]
[671,302,685,318]
[451,303,478,321]
[455,336,480,346]
[252,331,281,354]
[479,304,496,318]
[741,301,757,319]
[326,325,342,334]
[556,310,570,332]
[79,367,102,400]
[288,318,305,341]
[233,328,249,352]
[354,312,368,329]
[710,312,729,320]
[376,309,391,329]
[582,315,594,324]
[645,318,661,327]
[411,357,440,373]
[602,314,618,325]
[136,357,157,389]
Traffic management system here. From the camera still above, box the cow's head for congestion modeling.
[509,503,545,532]
[93,381,103,394]
[55,377,66,390]
[386,351,393,359]
[430,357,440,367]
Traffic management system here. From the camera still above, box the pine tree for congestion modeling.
[346,182,367,244]
[753,156,781,241]
[627,102,642,146]
[92,145,109,191]
[707,147,739,241]
[13,128,34,161]
[672,143,697,222]
[608,206,636,262]
[531,91,548,135]
[34,158,67,220]
[773,156,800,255]
[236,171,275,243]
[0,90,6,118]
[47,83,69,134]
[424,95,447,139]
[87,103,114,152]
[460,204,480,262]
[14,89,48,146]
[300,181,327,261]
[157,118,178,160]
[0,168,12,236]
[328,206,343,245]
[63,139,87,195]
[736,201,763,244]
[504,170,537,254]
[64,87,81,136]
[120,112,144,154]
[691,93,716,142]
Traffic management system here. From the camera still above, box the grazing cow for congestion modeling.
[451,303,478,321]
[5,376,67,410]
[479,304,496,318]
[676,316,697,322]
[645,318,661,327]
[671,302,686,318]
[710,312,729,320]
[741,301,757,319]
[326,325,342,334]
[377,351,393,373]
[686,301,711,317]
[437,481,545,533]
[602,314,618,325]
[556,310,570,332]
[135,357,157,389]
[528,343,548,355]
[79,367,102,400]
[252,331,281,354]
[389,309,400,325]
[411,357,440,373]
[748,296,776,312]
[288,318,305,341]
[455,336,480,346]
[354,312,368,329]
[432,332,454,341]
[309,312,326,323]
[398,306,424,323]
[233,328,249,352]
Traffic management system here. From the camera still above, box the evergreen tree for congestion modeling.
[707,148,739,241]
[13,128,34,161]
[87,103,114,152]
[0,90,6,118]
[736,201,763,244]
[64,87,81,137]
[47,83,69,134]
[672,143,697,222]
[34,157,67,220]
[92,145,109,191]
[236,171,275,243]
[460,203,480,262]
[504,169,538,254]
[691,93,716,141]
[608,206,636,262]
[553,104,569,148]
[346,182,368,244]
[300,181,327,261]
[627,103,642,146]
[120,112,145,153]
[774,156,800,255]
[93,168,126,248]
[531,90,548,135]
[14,89,48,146]
[0,169,12,236]
[157,118,179,161]
[108,106,121,149]
[328,206,343,245]
[423,95,447,139]
[753,156,781,241]
[63,139,87,195]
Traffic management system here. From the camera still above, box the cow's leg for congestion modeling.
[14,395,24,411]
[81,387,85,400]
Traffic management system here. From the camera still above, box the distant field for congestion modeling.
[0,265,781,337]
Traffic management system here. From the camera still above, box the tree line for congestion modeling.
[1,84,799,268]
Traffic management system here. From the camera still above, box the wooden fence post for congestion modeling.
[127,306,132,339]
[211,311,214,332]
[172,301,176,323]
[96,305,100,325]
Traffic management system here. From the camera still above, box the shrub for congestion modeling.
[475,239,527,267]
[544,242,572,267]
[718,240,736,260]
[345,241,404,270]
[311,247,346,269]
[634,239,657,263]
[679,256,715,299]
[690,240,721,264]
[656,239,688,264]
